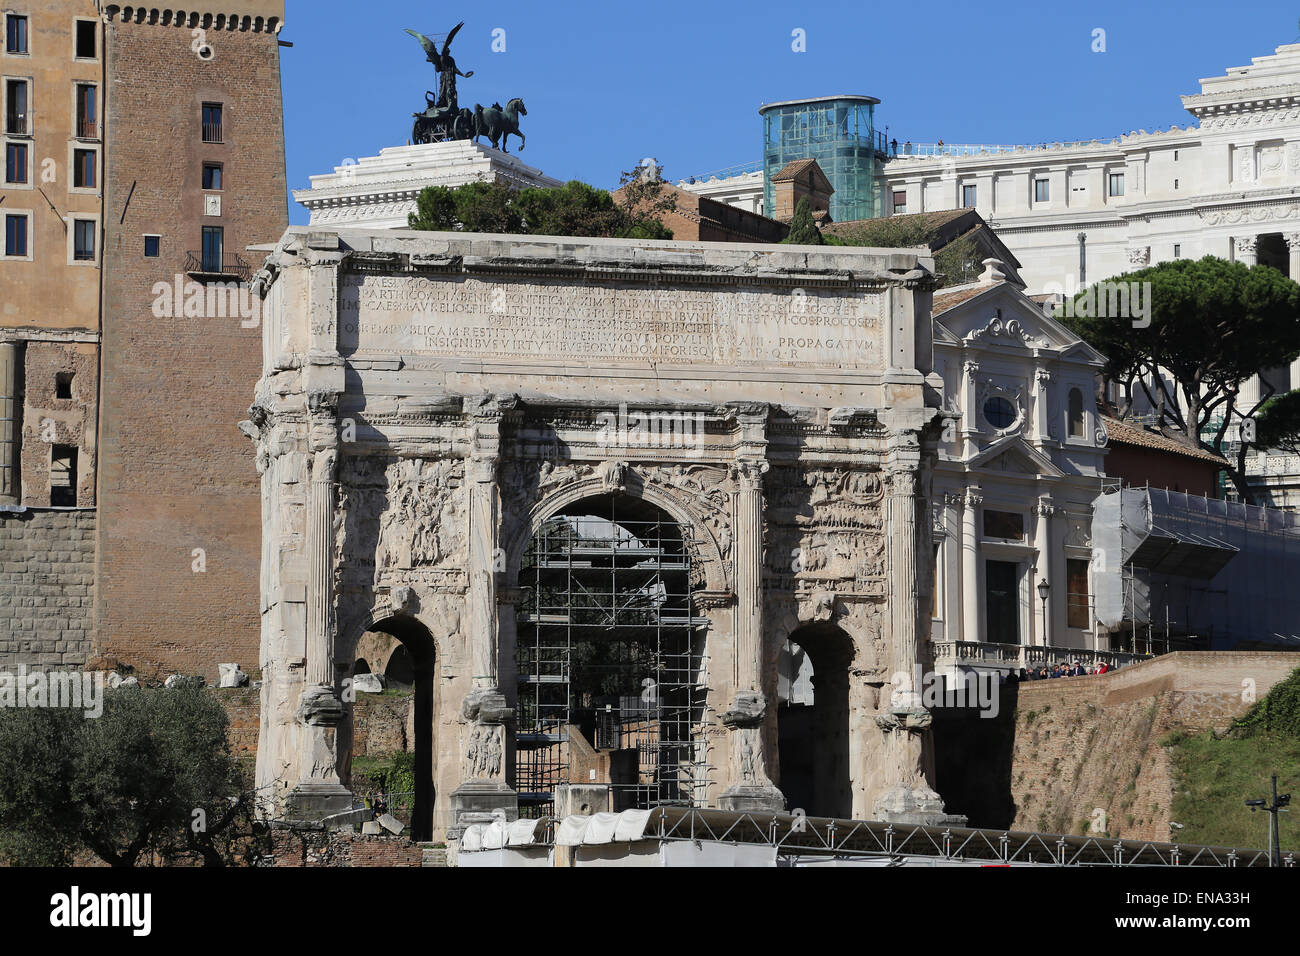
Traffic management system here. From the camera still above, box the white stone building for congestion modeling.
[682,42,1300,297]
[682,40,1300,508]
[294,140,561,230]
[925,261,1120,675]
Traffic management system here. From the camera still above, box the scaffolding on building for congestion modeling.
[515,501,710,817]
[1095,481,1300,653]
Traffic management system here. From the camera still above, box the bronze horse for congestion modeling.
[472,98,526,153]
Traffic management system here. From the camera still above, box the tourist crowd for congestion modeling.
[1015,660,1112,681]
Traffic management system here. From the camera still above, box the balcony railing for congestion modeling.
[202,122,223,144]
[185,251,250,282]
[76,117,97,139]
[5,112,28,136]
[931,640,1151,672]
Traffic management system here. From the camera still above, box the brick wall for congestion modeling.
[96,18,287,680]
[264,828,425,867]
[0,509,95,667]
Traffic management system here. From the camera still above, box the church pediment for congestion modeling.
[936,283,1092,356]
[967,434,1066,479]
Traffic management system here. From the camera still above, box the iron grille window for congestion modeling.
[75,84,96,138]
[5,80,29,135]
[201,102,223,143]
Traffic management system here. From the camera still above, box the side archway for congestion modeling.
[776,623,855,819]
[344,613,438,841]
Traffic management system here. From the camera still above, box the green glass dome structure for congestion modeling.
[760,95,888,223]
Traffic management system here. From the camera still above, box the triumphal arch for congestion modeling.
[245,227,961,840]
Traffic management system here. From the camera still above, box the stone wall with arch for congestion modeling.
[247,227,962,838]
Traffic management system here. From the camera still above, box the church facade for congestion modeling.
[245,227,962,838]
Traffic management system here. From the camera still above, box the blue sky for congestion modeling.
[281,0,1300,224]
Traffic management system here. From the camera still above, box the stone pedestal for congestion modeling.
[284,783,356,823]
[873,785,969,828]
[451,687,518,834]
[718,690,785,812]
[450,782,519,833]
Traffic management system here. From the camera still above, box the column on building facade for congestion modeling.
[0,342,16,505]
[1235,235,1258,267]
[719,403,783,812]
[961,487,982,644]
[467,445,501,689]
[286,392,353,821]
[961,361,980,445]
[1231,237,1262,408]
[733,459,767,695]
[1033,499,1054,647]
[1286,232,1300,281]
[452,398,517,829]
[1288,234,1300,388]
[872,433,960,825]
[1033,369,1051,446]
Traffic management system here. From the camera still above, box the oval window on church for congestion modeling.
[983,396,1018,430]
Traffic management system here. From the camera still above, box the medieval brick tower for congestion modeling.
[96,2,287,678]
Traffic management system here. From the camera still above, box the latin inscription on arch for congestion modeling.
[336,274,884,370]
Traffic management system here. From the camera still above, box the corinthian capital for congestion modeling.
[732,459,769,490]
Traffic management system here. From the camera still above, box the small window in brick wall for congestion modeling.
[51,445,77,507]
[56,372,73,399]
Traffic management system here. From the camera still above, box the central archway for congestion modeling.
[777,623,854,819]
[514,493,706,816]
[351,615,436,841]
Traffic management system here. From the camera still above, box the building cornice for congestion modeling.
[103,4,284,34]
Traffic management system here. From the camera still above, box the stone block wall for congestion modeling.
[0,509,96,668]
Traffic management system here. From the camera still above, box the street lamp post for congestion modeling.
[1246,775,1291,867]
[1037,578,1051,649]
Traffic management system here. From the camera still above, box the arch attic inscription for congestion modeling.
[337,273,884,370]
